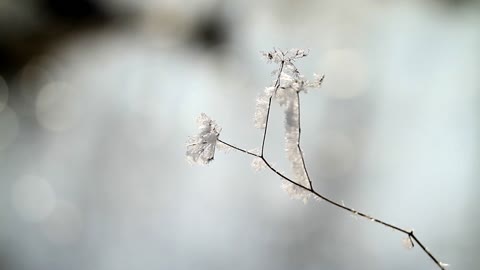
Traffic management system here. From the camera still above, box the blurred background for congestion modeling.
[0,0,479,269]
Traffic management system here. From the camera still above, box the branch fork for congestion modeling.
[186,48,448,269]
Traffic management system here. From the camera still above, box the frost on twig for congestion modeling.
[308,73,325,89]
[186,113,222,165]
[281,88,311,199]
[216,140,232,153]
[251,157,267,172]
[281,180,311,203]
[264,50,323,200]
[261,48,309,64]
[185,49,448,270]
[254,86,275,129]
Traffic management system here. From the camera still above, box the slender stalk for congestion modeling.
[219,138,446,269]
[261,61,285,156]
[212,50,447,270]
[411,233,447,269]
[217,139,259,157]
[295,91,313,190]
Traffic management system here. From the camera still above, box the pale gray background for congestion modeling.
[0,0,478,269]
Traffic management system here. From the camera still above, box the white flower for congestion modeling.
[186,113,221,165]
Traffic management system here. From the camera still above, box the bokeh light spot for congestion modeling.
[36,82,81,131]
[11,174,56,222]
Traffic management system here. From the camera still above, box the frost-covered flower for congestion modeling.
[186,113,222,165]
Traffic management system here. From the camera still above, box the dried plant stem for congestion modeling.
[216,136,447,269]
[260,60,285,156]
[295,91,313,190]
[215,57,447,270]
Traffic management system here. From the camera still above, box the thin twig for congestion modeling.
[295,91,313,190]
[217,139,259,157]
[210,50,447,270]
[411,233,447,269]
[214,53,447,269]
[219,138,446,269]
[261,61,285,156]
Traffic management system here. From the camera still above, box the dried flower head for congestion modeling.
[186,113,222,165]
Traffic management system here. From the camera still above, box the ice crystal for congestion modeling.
[249,147,261,156]
[308,73,325,88]
[254,86,278,129]
[257,49,326,201]
[261,48,309,64]
[186,113,221,165]
[283,90,310,191]
[402,237,414,249]
[439,262,449,268]
[254,94,269,129]
[281,180,311,203]
[216,140,232,153]
[251,157,266,172]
